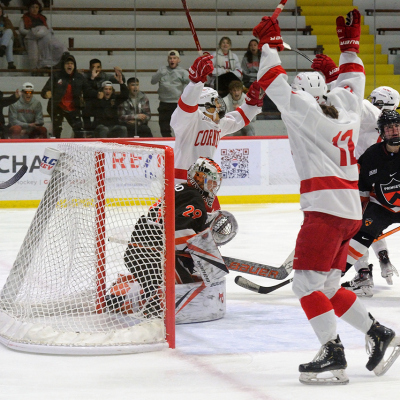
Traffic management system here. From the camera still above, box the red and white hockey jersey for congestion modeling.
[355,99,382,159]
[170,81,261,182]
[257,45,365,220]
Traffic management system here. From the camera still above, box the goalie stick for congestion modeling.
[235,275,293,294]
[0,165,28,189]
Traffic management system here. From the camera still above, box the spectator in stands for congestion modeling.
[118,77,152,138]
[93,78,129,138]
[41,53,98,138]
[151,50,189,137]
[223,81,255,136]
[209,37,242,98]
[19,0,67,74]
[0,5,17,69]
[81,58,125,130]
[0,88,19,139]
[241,39,260,89]
[8,82,47,139]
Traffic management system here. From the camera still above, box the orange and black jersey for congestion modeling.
[358,142,400,211]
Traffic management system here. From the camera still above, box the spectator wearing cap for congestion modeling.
[0,88,19,139]
[118,77,152,138]
[8,82,47,139]
[92,77,129,138]
[151,50,189,137]
[81,58,126,130]
[41,52,98,138]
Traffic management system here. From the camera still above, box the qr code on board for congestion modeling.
[220,148,249,179]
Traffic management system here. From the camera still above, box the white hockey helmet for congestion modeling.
[198,87,226,118]
[187,157,222,208]
[291,72,327,104]
[368,86,400,110]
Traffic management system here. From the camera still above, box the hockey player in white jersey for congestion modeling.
[312,54,399,292]
[252,9,400,385]
[171,54,263,190]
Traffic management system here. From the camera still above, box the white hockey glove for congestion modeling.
[186,228,229,286]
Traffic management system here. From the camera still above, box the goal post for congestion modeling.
[0,140,175,354]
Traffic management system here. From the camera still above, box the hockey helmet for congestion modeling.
[198,87,226,119]
[368,86,400,111]
[187,157,222,208]
[377,109,400,146]
[291,72,327,104]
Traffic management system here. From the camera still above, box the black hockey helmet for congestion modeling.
[377,109,400,146]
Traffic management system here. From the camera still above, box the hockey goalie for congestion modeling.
[107,157,238,323]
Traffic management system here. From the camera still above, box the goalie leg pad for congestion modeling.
[186,228,229,286]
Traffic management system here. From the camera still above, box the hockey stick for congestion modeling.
[283,42,313,63]
[374,226,400,242]
[223,249,295,281]
[271,0,288,21]
[0,165,28,189]
[181,0,203,56]
[235,275,293,294]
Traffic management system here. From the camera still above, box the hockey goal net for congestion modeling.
[0,140,175,354]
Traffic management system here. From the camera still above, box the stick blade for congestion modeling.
[0,165,28,189]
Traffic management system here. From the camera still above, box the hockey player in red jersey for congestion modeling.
[253,9,400,384]
[171,54,264,185]
[312,54,399,292]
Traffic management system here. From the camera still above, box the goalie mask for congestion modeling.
[291,72,327,105]
[187,157,222,208]
[368,86,400,111]
[377,109,400,146]
[198,87,226,119]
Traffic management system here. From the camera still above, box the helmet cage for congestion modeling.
[187,157,222,208]
[377,110,400,146]
[198,88,226,118]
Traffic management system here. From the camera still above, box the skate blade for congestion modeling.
[374,337,400,376]
[353,286,374,298]
[385,276,393,285]
[299,370,349,385]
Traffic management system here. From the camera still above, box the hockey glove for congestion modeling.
[245,81,265,107]
[252,16,284,51]
[336,9,361,53]
[189,54,214,83]
[311,54,339,84]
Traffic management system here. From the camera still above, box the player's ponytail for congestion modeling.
[320,104,339,119]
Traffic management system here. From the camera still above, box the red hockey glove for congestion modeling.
[245,82,265,107]
[253,17,284,51]
[311,54,339,84]
[336,9,361,53]
[189,54,214,83]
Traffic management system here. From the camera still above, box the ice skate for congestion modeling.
[365,314,400,376]
[299,336,349,385]
[341,265,374,297]
[378,250,398,285]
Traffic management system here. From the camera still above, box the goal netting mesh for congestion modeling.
[0,141,175,354]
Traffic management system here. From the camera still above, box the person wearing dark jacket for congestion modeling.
[93,76,129,138]
[41,53,98,138]
[0,89,19,139]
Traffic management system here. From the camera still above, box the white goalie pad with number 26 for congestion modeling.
[186,228,229,286]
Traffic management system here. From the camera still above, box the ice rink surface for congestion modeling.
[0,203,399,399]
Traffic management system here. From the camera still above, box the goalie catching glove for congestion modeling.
[311,54,339,84]
[252,16,284,51]
[207,210,239,246]
[336,9,361,53]
[245,82,265,107]
[189,54,214,83]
